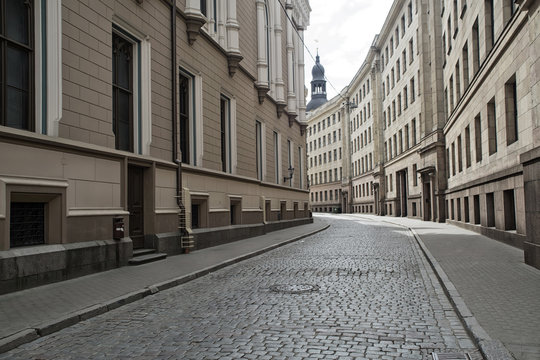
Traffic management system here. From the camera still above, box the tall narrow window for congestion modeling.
[179,74,190,163]
[255,121,263,180]
[220,95,231,172]
[0,0,33,130]
[451,142,456,176]
[485,0,494,53]
[113,33,134,151]
[457,135,463,172]
[475,113,482,162]
[273,131,280,184]
[298,146,303,188]
[472,19,480,74]
[412,118,417,145]
[505,74,518,145]
[462,42,470,88]
[465,125,471,168]
[287,140,292,186]
[487,97,497,155]
[455,63,461,100]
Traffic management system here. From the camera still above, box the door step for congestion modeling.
[129,248,167,265]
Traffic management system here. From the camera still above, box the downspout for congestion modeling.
[170,2,188,249]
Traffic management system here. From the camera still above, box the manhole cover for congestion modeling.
[269,284,319,294]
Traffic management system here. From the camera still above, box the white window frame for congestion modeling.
[179,66,204,166]
[112,17,152,155]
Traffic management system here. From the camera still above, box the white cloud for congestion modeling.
[304,0,395,100]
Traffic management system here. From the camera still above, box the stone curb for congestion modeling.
[354,214,515,360]
[0,223,330,355]
[408,228,514,360]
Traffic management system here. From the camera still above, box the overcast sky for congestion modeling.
[304,0,395,100]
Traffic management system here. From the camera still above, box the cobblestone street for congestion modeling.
[1,216,480,359]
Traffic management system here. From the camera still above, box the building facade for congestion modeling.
[307,0,540,268]
[0,0,311,293]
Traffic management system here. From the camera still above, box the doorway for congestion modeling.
[423,180,432,221]
[128,165,145,249]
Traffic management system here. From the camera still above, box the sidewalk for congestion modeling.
[0,219,329,354]
[354,214,540,360]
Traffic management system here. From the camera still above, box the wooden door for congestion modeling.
[128,166,144,248]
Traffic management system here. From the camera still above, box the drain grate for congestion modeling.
[269,284,320,294]
[432,353,471,360]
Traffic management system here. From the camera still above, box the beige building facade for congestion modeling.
[0,0,311,293]
[307,0,540,268]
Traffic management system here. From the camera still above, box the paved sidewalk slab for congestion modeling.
[0,219,328,353]
[352,214,540,360]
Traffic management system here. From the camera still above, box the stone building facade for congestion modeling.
[0,0,311,293]
[307,0,540,268]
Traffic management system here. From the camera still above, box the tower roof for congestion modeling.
[311,54,325,81]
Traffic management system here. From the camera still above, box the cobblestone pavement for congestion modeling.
[1,216,481,359]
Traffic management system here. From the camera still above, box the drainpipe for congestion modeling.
[170,2,186,245]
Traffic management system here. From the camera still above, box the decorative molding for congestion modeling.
[185,13,206,45]
[255,84,270,104]
[299,124,307,136]
[226,52,243,77]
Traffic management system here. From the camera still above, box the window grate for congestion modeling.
[432,353,471,360]
[10,202,45,247]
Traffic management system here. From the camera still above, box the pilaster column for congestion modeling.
[286,1,297,116]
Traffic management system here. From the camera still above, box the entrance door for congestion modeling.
[423,180,432,221]
[399,171,408,217]
[128,166,145,249]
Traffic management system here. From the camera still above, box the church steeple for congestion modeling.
[306,51,328,111]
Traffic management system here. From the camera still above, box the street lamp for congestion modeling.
[284,165,295,185]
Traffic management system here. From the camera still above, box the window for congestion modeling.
[409,39,414,63]
[505,74,518,145]
[273,131,280,183]
[451,142,456,176]
[397,60,401,81]
[465,125,471,168]
[287,139,293,186]
[220,95,232,172]
[256,121,263,180]
[113,33,134,151]
[402,50,407,72]
[112,26,152,155]
[462,42,470,89]
[472,18,480,74]
[1,0,33,131]
[179,73,191,163]
[449,75,454,111]
[475,113,482,162]
[455,63,461,100]
[457,135,463,172]
[485,0,494,52]
[404,86,408,108]
[487,97,497,155]
[408,2,413,25]
[412,118,417,145]
[405,124,410,149]
[410,77,415,103]
[413,164,417,186]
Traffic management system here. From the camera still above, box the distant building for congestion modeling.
[0,0,312,293]
[307,0,540,269]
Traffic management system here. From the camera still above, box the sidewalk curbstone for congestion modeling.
[37,314,79,337]
[77,304,108,321]
[0,329,38,354]
[409,227,514,360]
